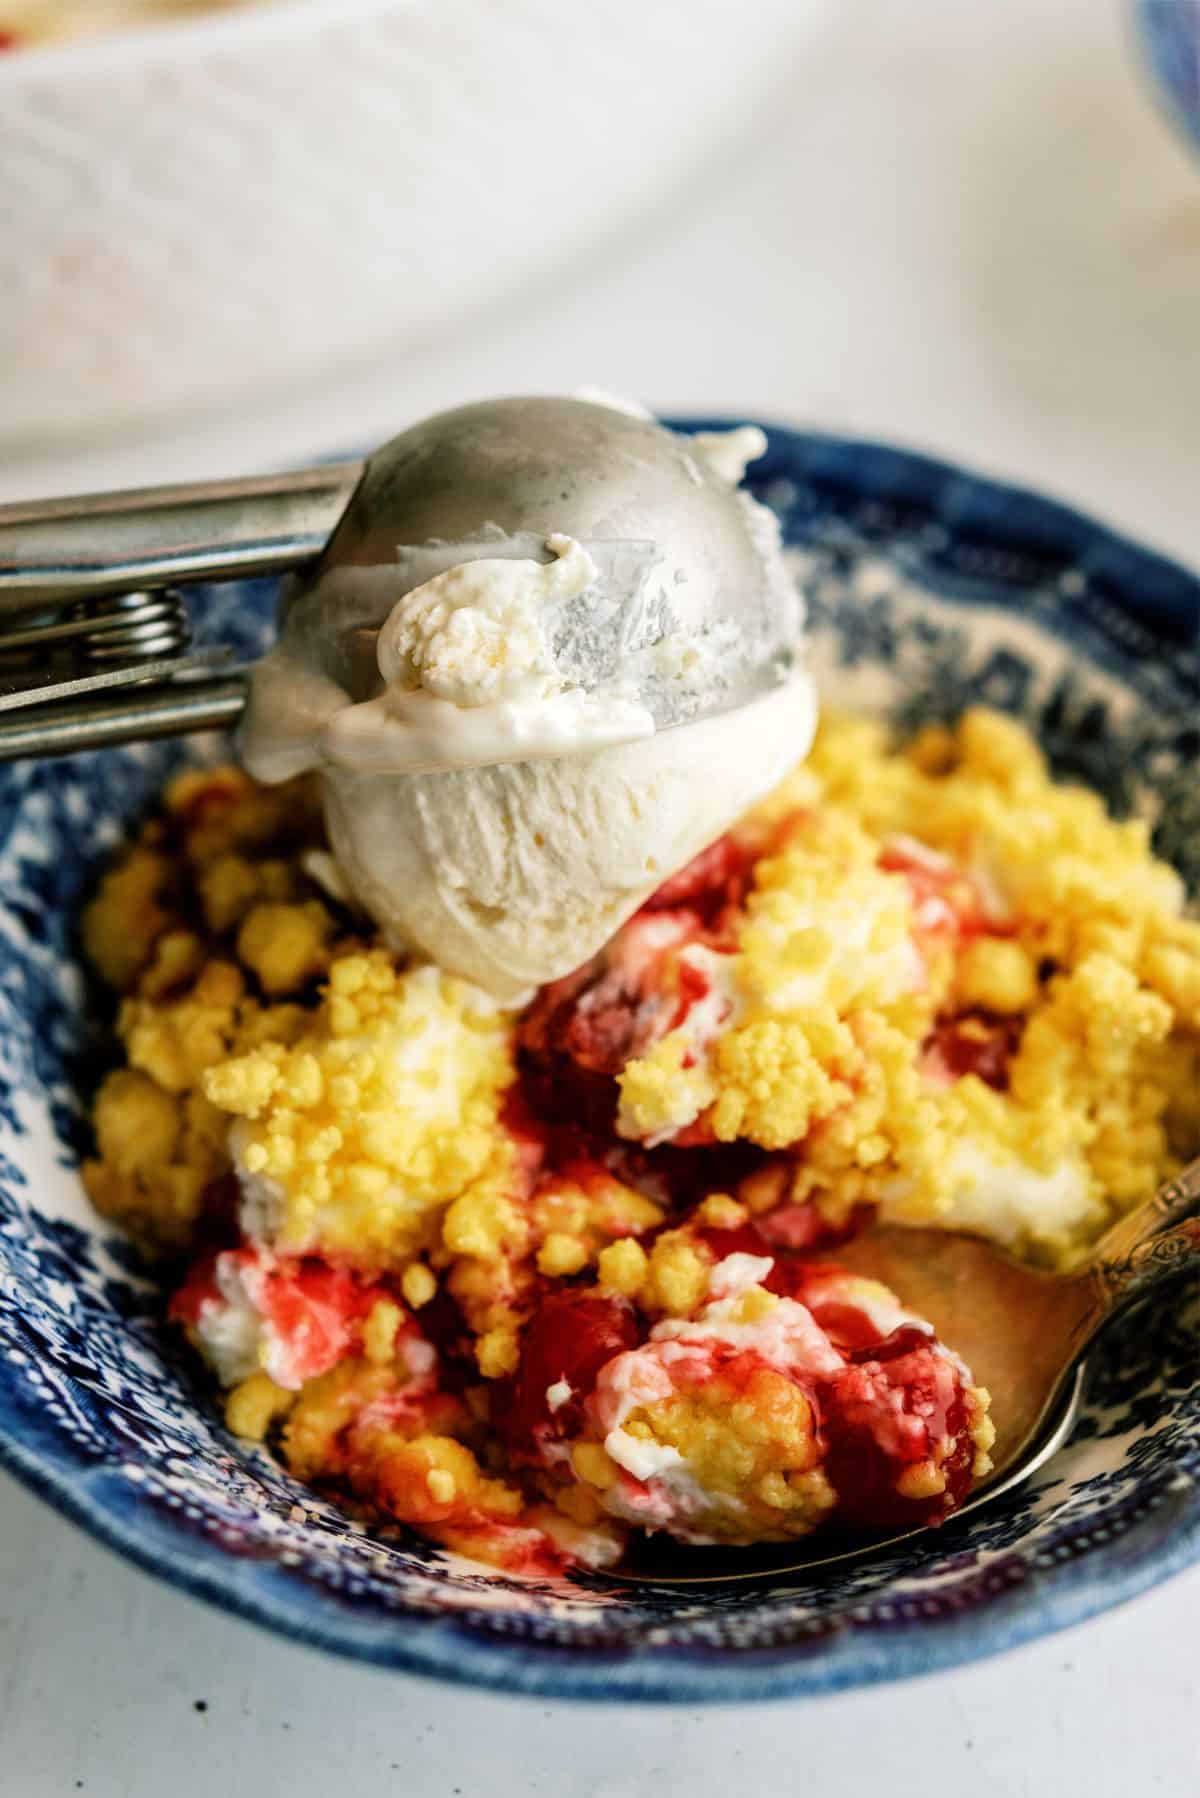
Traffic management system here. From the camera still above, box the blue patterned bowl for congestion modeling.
[1135,1,1200,155]
[2,424,1200,1703]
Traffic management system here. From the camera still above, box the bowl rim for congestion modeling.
[1,418,1198,1704]
[1132,0,1200,159]
[4,1391,1200,1706]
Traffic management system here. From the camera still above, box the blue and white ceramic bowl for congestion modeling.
[1135,0,1200,156]
[2,424,1199,1703]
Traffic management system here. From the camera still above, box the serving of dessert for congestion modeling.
[73,404,1200,1579]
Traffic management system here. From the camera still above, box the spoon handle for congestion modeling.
[1086,1157,1200,1328]
[1092,1156,1200,1263]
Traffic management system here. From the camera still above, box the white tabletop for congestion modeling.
[3,1,1200,1791]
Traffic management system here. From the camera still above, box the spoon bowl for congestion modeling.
[613,1160,1200,1587]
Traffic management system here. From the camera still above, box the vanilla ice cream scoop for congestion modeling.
[239,395,817,999]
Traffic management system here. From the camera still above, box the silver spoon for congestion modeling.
[609,1157,1200,1586]
[0,397,798,762]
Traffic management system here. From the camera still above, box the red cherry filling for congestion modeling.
[640,833,750,921]
[924,1012,1023,1090]
[518,840,747,1133]
[169,1249,383,1384]
[817,1340,976,1531]
[879,840,993,942]
[257,1259,375,1352]
[168,1253,221,1327]
[693,1213,863,1295]
[503,1292,640,1462]
[398,1284,478,1391]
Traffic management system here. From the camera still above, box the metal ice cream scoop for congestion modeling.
[0,398,800,763]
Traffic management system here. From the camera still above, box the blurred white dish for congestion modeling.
[0,0,839,450]
[0,1,265,46]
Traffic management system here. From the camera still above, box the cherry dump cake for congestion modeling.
[80,710,1200,1573]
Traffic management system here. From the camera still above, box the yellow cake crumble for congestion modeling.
[201,950,513,1268]
[82,715,1200,1275]
[605,711,1200,1262]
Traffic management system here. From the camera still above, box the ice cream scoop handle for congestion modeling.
[0,675,248,760]
[0,464,363,610]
